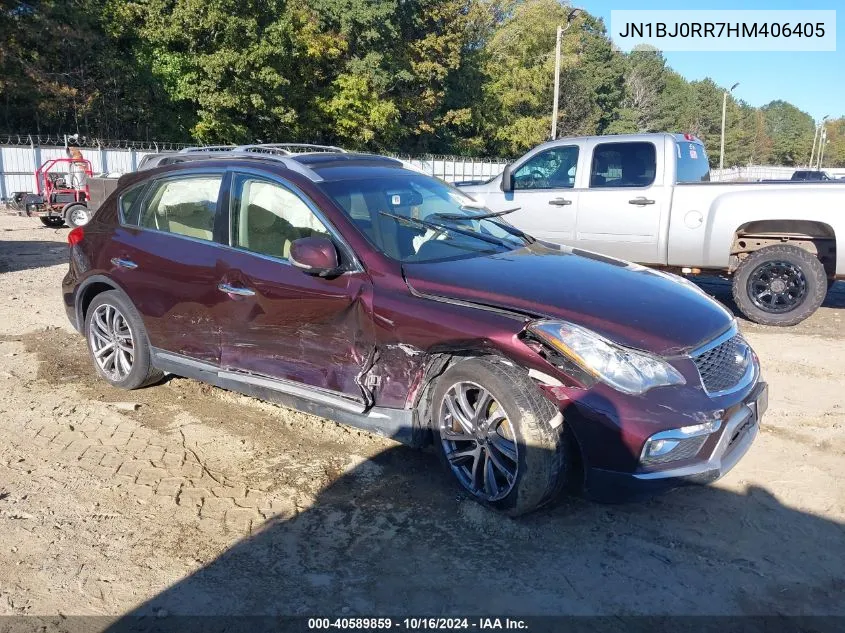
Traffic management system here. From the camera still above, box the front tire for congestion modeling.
[732,244,827,326]
[84,290,163,390]
[430,357,570,516]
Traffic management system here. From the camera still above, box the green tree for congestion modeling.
[761,100,815,166]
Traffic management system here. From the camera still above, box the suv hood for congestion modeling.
[402,242,734,356]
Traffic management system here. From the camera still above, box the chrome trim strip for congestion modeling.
[404,281,531,322]
[153,351,219,372]
[702,356,758,398]
[689,322,738,357]
[227,167,365,274]
[686,322,758,398]
[152,349,366,415]
[218,371,366,414]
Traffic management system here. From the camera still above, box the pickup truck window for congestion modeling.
[589,142,656,188]
[512,146,578,190]
[676,141,710,183]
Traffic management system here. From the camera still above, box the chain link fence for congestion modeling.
[4,134,844,200]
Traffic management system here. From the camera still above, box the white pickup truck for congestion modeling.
[460,133,845,326]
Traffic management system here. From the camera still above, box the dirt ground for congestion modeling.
[0,213,843,622]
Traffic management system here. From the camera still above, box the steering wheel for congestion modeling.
[515,169,546,189]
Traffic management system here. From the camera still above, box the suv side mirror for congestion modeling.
[289,236,341,277]
[501,164,514,193]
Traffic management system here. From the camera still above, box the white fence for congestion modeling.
[0,143,508,200]
[711,165,845,182]
[3,141,843,199]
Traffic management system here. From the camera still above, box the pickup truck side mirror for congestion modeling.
[501,164,514,193]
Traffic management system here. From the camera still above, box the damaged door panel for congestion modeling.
[216,252,376,399]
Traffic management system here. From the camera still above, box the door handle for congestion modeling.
[548,198,572,206]
[628,197,655,206]
[110,257,138,270]
[218,283,255,297]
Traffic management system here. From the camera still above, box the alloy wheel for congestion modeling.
[89,304,135,381]
[438,381,519,501]
[747,260,808,313]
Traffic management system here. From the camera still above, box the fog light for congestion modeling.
[640,419,722,466]
[644,439,680,459]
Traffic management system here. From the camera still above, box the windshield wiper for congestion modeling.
[433,206,520,221]
[377,211,513,248]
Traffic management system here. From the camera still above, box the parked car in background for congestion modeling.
[460,133,845,327]
[791,170,834,181]
[62,146,766,516]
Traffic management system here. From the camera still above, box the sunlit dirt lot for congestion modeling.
[1,213,843,620]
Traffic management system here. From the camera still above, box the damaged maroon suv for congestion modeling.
[63,146,768,516]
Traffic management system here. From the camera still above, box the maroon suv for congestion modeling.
[63,148,767,515]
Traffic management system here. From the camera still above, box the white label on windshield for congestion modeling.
[392,195,401,205]
[689,147,698,159]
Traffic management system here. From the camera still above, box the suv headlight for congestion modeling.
[527,320,685,395]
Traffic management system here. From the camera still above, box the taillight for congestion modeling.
[68,226,84,246]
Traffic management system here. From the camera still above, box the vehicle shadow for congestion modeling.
[0,239,68,273]
[693,276,845,313]
[103,443,845,628]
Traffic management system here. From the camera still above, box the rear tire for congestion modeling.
[64,204,90,228]
[732,244,827,326]
[430,356,570,517]
[40,216,66,228]
[84,290,163,390]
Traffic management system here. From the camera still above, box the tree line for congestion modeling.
[1,0,842,166]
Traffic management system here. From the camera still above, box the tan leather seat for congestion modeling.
[244,204,307,259]
[160,201,214,240]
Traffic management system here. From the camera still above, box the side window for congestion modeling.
[138,176,222,241]
[512,146,579,190]
[119,184,146,225]
[231,175,330,260]
[589,142,656,188]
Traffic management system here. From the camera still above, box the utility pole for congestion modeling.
[550,8,581,140]
[809,115,829,168]
[818,127,828,169]
[551,25,562,141]
[810,125,819,168]
[719,82,739,170]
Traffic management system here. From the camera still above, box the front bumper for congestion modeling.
[583,381,767,502]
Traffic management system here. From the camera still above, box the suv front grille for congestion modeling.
[692,334,751,395]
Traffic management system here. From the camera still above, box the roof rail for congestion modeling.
[178,145,237,154]
[233,143,347,155]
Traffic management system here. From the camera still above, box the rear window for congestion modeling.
[675,141,710,183]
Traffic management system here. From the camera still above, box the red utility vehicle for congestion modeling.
[19,157,93,228]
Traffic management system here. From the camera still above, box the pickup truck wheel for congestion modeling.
[431,357,570,517]
[732,245,827,326]
[39,216,66,228]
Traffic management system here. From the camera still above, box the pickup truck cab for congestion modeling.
[460,133,845,326]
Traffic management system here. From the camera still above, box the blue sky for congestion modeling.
[581,0,843,121]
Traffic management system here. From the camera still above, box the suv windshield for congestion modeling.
[319,174,528,262]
